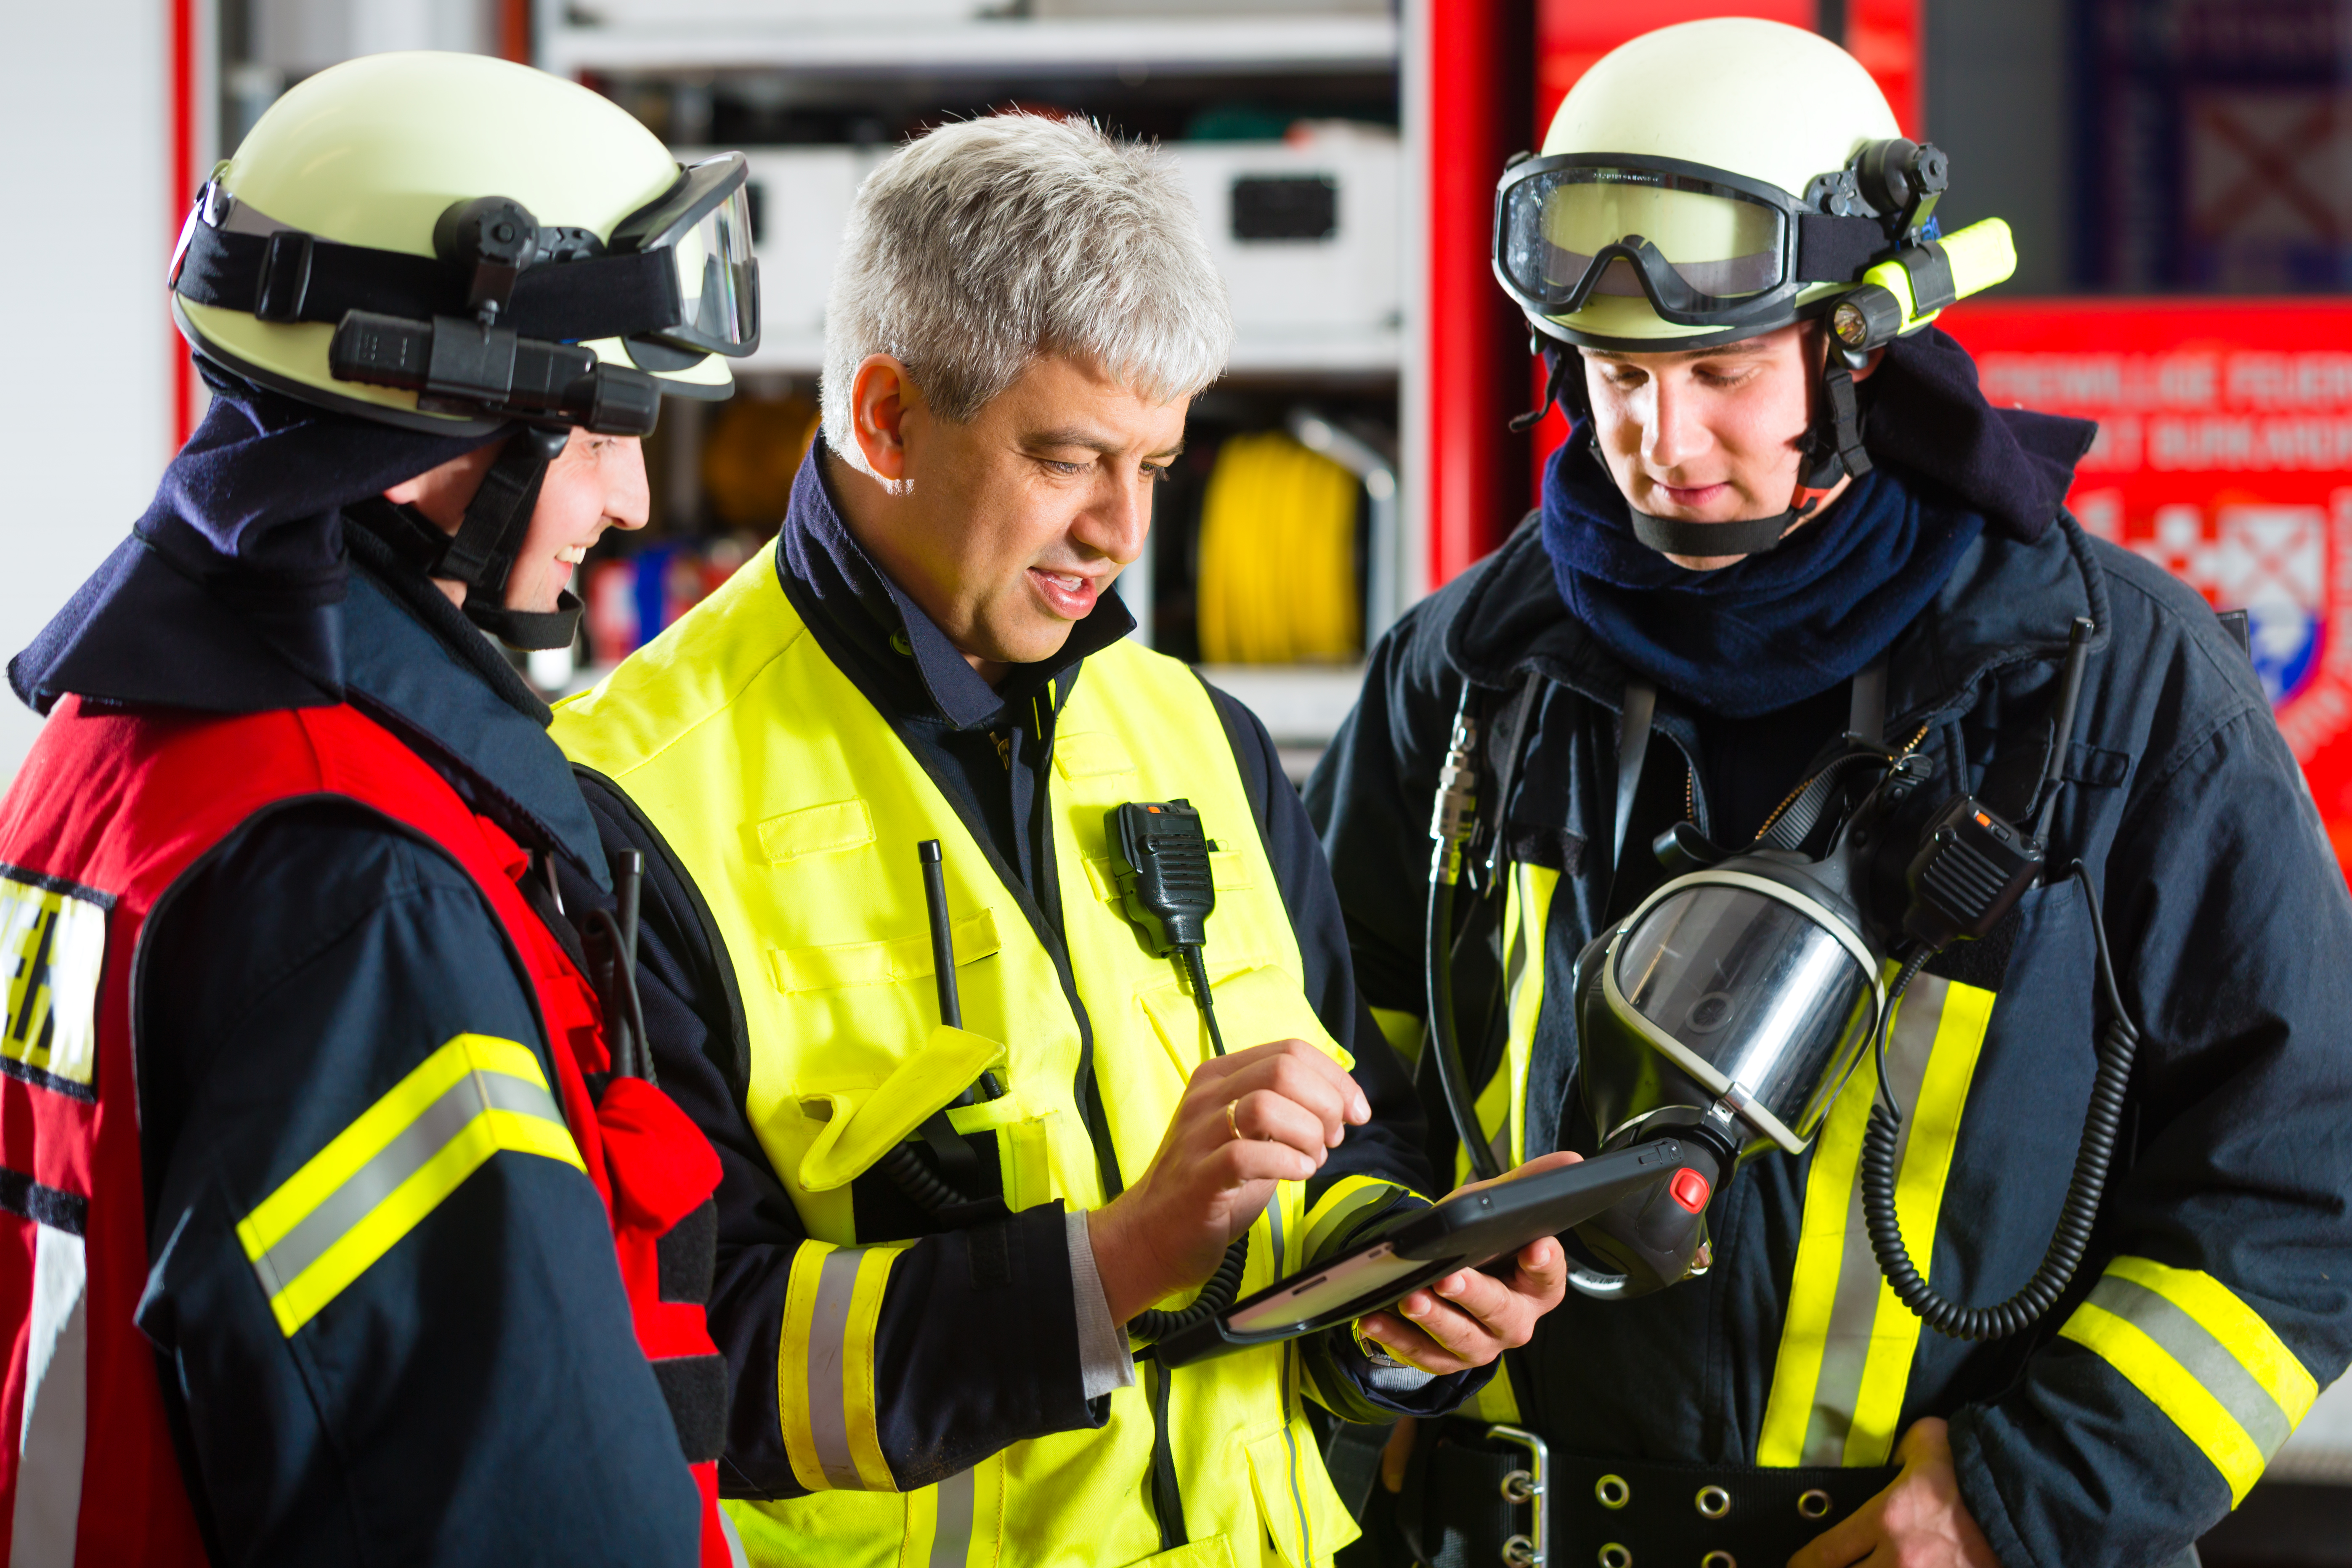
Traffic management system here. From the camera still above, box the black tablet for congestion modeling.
[1153,1138,1702,1368]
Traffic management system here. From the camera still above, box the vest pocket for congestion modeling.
[1137,965,1353,1082]
[768,907,1001,993]
[796,1024,1009,1192]
[753,798,876,864]
[1247,1419,1355,1568]
[1124,1534,1239,1568]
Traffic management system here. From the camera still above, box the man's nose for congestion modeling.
[1078,472,1153,566]
[1642,375,1709,472]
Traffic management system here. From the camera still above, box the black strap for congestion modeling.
[1899,239,1959,315]
[441,427,567,591]
[1795,212,1895,284]
[1398,1425,1898,1568]
[175,220,682,343]
[464,591,584,652]
[1848,657,1888,747]
[1480,671,1546,884]
[1627,509,1793,557]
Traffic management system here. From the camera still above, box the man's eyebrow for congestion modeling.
[1021,427,1186,461]
[1585,340,1775,366]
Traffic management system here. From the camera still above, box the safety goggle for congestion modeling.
[1494,153,1879,333]
[608,153,760,359]
[171,151,761,364]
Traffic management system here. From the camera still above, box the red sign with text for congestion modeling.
[1941,300,2352,865]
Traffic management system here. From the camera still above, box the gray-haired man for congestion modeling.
[550,114,1566,1566]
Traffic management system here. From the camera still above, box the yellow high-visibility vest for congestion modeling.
[555,541,1366,1568]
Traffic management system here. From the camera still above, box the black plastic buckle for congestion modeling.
[252,230,315,323]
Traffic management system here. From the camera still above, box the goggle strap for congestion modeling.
[176,219,684,344]
[1795,213,1896,285]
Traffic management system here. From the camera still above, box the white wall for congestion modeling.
[0,2,172,784]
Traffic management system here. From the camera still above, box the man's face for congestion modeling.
[843,353,1186,679]
[1582,321,1827,567]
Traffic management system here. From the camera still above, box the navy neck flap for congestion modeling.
[1536,327,2095,719]
[11,369,500,716]
[1542,435,1984,718]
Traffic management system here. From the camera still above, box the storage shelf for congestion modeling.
[544,15,1399,79]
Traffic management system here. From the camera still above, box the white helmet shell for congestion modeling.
[1533,19,1901,345]
[176,51,733,428]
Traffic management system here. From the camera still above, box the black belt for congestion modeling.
[1397,1418,1896,1568]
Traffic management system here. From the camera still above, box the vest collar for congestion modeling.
[776,440,1134,734]
[339,553,611,892]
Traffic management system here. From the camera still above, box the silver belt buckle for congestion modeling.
[1486,1423,1548,1568]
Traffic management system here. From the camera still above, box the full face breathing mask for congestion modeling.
[1426,619,2148,1340]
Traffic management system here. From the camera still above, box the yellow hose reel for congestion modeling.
[1197,430,1362,665]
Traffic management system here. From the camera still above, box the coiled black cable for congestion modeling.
[877,1144,967,1214]
[1129,948,1251,1343]
[1861,862,2140,1340]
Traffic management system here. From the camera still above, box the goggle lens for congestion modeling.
[661,171,759,353]
[1502,166,1788,313]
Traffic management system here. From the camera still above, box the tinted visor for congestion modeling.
[1499,160,1790,318]
[613,154,760,356]
[1611,881,1875,1146]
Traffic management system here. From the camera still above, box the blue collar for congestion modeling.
[339,552,609,891]
[773,440,1134,732]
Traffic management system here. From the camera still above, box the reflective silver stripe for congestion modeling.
[719,1504,751,1568]
[1797,975,1944,1466]
[806,1247,866,1489]
[2085,1275,2297,1460]
[928,1466,975,1568]
[10,1223,86,1568]
[249,1067,568,1298]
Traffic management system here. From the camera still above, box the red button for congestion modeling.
[1669,1168,1712,1213]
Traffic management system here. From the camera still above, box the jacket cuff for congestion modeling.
[1066,1207,1136,1401]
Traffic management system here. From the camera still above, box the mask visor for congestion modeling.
[1604,874,1879,1152]
[1499,161,1789,321]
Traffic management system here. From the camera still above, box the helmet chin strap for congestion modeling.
[377,425,585,651]
[1617,348,1875,561]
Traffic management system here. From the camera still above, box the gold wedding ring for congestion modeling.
[1226,1099,1242,1142]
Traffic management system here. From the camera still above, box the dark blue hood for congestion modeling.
[10,368,500,715]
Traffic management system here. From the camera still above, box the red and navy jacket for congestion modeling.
[0,512,734,1565]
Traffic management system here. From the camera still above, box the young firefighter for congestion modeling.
[1309,20,2352,1568]
[550,113,1570,1567]
[0,53,763,1565]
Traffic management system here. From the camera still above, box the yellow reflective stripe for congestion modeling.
[1759,976,1994,1468]
[843,1245,900,1491]
[776,1242,837,1493]
[1844,979,1994,1465]
[2106,1257,2319,1427]
[1367,1006,1425,1067]
[1301,1175,1399,1266]
[1757,1013,1876,1467]
[235,1034,582,1337]
[780,1241,909,1493]
[1457,1064,1517,1188]
[1500,862,1560,1170]
[2060,1257,2317,1506]
[2062,1303,2270,1504]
